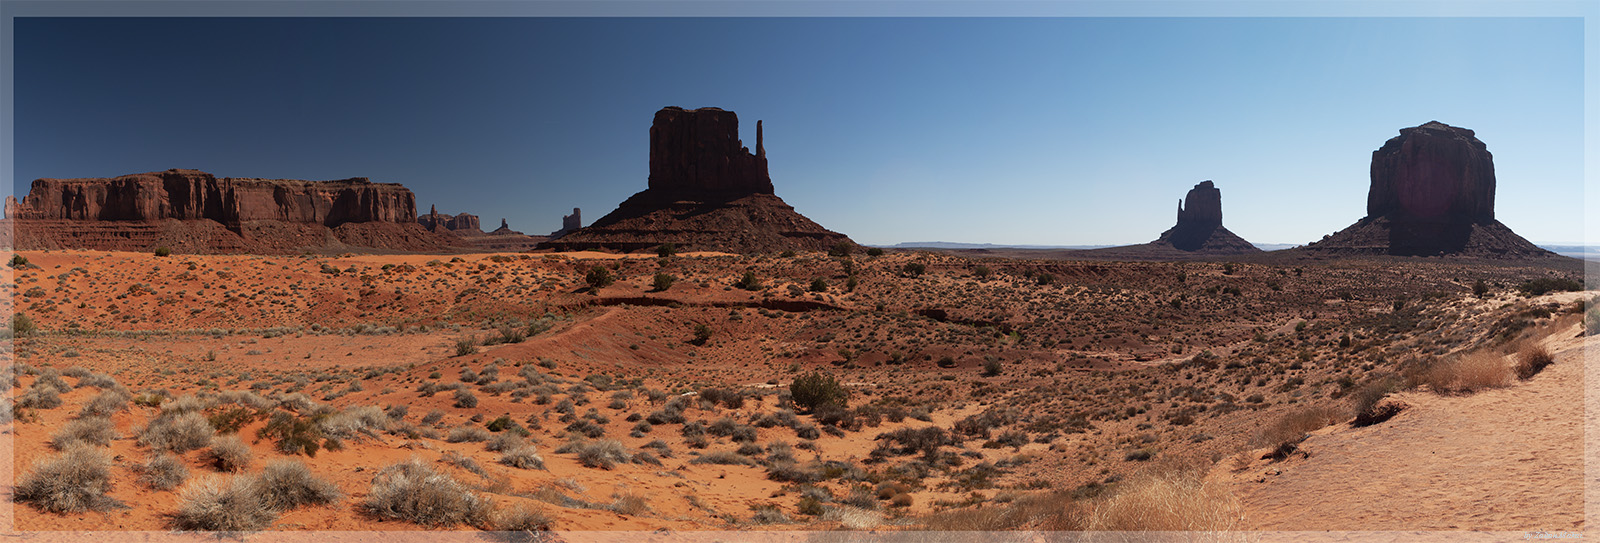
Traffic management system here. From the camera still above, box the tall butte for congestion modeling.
[1301,121,1555,258]
[1152,180,1260,253]
[540,107,852,253]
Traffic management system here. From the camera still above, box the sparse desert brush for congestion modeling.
[1349,374,1405,427]
[51,416,116,449]
[139,453,189,490]
[454,388,480,408]
[15,445,122,513]
[361,458,493,528]
[561,439,633,470]
[454,337,479,357]
[206,406,260,434]
[824,504,885,530]
[500,445,546,470]
[17,384,63,409]
[609,490,652,516]
[321,405,390,440]
[1085,468,1242,533]
[205,436,253,472]
[485,431,526,452]
[161,394,207,415]
[918,490,1081,531]
[171,475,277,533]
[691,450,758,466]
[1424,351,1512,393]
[448,426,493,443]
[79,389,131,417]
[256,411,334,457]
[256,460,341,511]
[1250,405,1345,459]
[493,504,555,538]
[140,411,216,453]
[790,371,849,413]
[1514,344,1555,380]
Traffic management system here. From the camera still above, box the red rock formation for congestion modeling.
[3,169,456,253]
[647,107,774,195]
[417,206,482,234]
[1301,122,1554,259]
[1078,180,1259,259]
[1367,121,1495,224]
[7,169,416,226]
[542,107,851,254]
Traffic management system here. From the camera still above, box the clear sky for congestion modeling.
[10,17,1586,246]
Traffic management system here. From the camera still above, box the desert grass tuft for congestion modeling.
[171,475,277,533]
[15,445,122,513]
[256,460,341,511]
[1084,468,1242,533]
[51,416,116,450]
[1514,344,1555,380]
[361,458,493,528]
[139,453,189,491]
[204,436,253,472]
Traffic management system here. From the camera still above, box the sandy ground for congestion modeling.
[1228,319,1587,532]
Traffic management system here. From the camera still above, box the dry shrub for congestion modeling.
[320,405,390,441]
[493,504,556,540]
[171,475,277,533]
[361,458,493,528]
[1249,405,1345,457]
[205,436,253,472]
[500,446,546,470]
[79,389,131,417]
[1514,344,1555,380]
[256,460,341,511]
[823,505,884,530]
[140,411,216,452]
[919,491,1082,530]
[51,416,116,449]
[140,453,189,491]
[1425,351,1512,393]
[15,445,122,513]
[17,384,62,409]
[609,491,652,516]
[1085,468,1242,533]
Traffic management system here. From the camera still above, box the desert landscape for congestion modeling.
[1,102,1592,543]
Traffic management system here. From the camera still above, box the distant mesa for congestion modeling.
[549,208,581,239]
[540,107,852,253]
[419,205,546,252]
[1300,121,1556,258]
[2,169,454,253]
[418,205,482,234]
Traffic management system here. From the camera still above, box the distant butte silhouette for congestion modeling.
[1300,121,1555,258]
[540,107,852,254]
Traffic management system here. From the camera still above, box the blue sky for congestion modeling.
[10,17,1585,246]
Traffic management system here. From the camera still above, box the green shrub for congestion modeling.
[810,278,829,292]
[656,243,677,258]
[154,246,172,257]
[652,273,675,292]
[11,313,37,337]
[692,323,713,346]
[585,266,615,290]
[901,262,926,278]
[828,241,855,258]
[866,247,885,257]
[9,254,28,267]
[1518,277,1582,297]
[790,372,849,413]
[737,271,762,291]
[256,411,332,457]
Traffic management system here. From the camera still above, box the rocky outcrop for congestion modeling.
[3,169,456,253]
[418,206,482,234]
[490,218,519,236]
[550,208,581,238]
[542,107,851,254]
[1152,181,1259,253]
[648,107,773,195]
[1302,122,1555,259]
[1367,121,1496,224]
[7,169,416,225]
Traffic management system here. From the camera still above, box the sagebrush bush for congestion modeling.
[500,446,546,470]
[206,436,253,472]
[171,475,277,533]
[447,426,493,443]
[17,384,63,409]
[140,411,216,452]
[14,445,121,513]
[566,439,631,470]
[52,416,117,450]
[361,459,492,528]
[320,405,390,440]
[256,460,341,511]
[256,411,333,457]
[79,389,131,417]
[494,504,555,538]
[454,388,479,408]
[1250,405,1345,457]
[140,453,189,491]
[790,371,849,413]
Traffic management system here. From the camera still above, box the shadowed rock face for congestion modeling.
[1146,180,1258,254]
[1367,121,1496,224]
[543,107,849,253]
[6,169,417,226]
[648,107,773,195]
[1302,122,1552,259]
